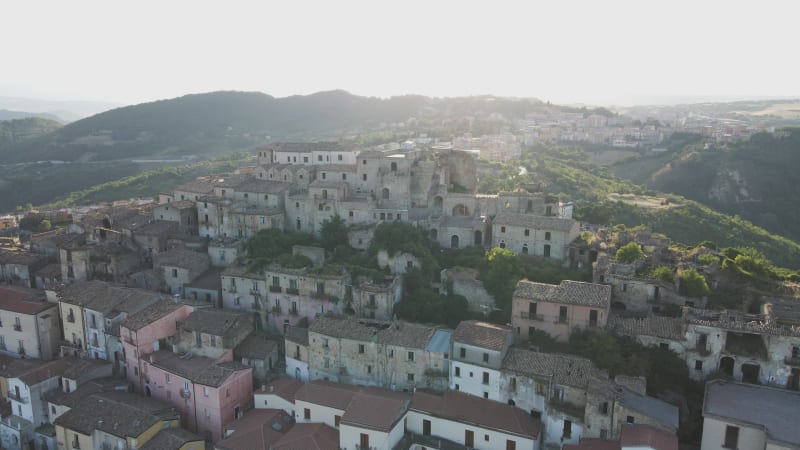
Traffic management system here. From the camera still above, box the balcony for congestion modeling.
[13,324,22,332]
[520,311,544,321]
[250,289,261,297]
[286,288,299,295]
[271,305,282,314]
[289,308,299,316]
[7,390,29,403]
[269,285,282,293]
[180,388,191,399]
[785,356,800,367]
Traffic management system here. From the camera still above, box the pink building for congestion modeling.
[512,280,611,342]
[120,300,195,391]
[142,350,253,442]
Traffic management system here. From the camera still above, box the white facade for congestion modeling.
[405,410,538,450]
[339,422,404,450]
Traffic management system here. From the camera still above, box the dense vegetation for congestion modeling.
[0,117,61,149]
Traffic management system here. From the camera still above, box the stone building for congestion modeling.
[0,287,60,360]
[154,248,210,296]
[492,213,580,260]
[512,280,611,342]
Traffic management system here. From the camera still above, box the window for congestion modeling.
[659,343,669,350]
[172,269,178,278]
[724,425,739,449]
[367,365,372,374]
[545,231,551,240]
[304,408,311,420]
[324,357,330,368]
[483,392,488,398]
[226,387,230,397]
[195,332,202,347]
[559,306,568,323]
[318,155,323,162]
[362,174,367,181]
[455,367,461,377]
[304,156,309,163]
[695,360,703,371]
[321,172,327,179]
[335,415,341,427]
[358,344,365,354]
[482,372,489,384]
[322,338,329,348]
[455,383,459,390]
[166,374,171,384]
[501,226,506,233]
[524,229,530,236]
[626,415,635,424]
[459,347,466,358]
[204,386,209,397]
[483,352,489,363]
[600,402,609,414]
[407,351,415,362]
[349,211,354,217]
[210,336,217,347]
[342,173,347,180]
[338,154,343,161]
[407,373,415,382]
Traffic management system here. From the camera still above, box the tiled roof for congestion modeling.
[259,378,304,402]
[493,212,576,231]
[221,265,262,279]
[17,358,78,386]
[139,427,204,450]
[54,391,178,438]
[606,315,686,341]
[148,350,250,387]
[513,280,611,308]
[285,326,309,346]
[215,409,293,450]
[704,380,800,446]
[308,315,438,350]
[502,348,599,389]
[563,439,621,450]
[0,249,47,265]
[272,423,339,450]
[135,220,178,236]
[619,386,679,430]
[452,320,511,352]
[121,301,187,331]
[410,390,541,439]
[184,267,223,291]
[180,309,250,337]
[619,424,679,450]
[235,178,291,194]
[58,281,161,315]
[235,333,278,360]
[154,248,209,272]
[295,380,410,431]
[0,287,54,315]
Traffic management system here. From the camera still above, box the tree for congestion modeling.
[615,241,643,263]
[320,214,349,252]
[37,219,52,232]
[679,268,710,297]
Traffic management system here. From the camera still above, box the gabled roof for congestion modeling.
[154,248,209,272]
[139,427,204,450]
[272,423,339,450]
[607,315,686,341]
[502,348,599,389]
[148,350,250,387]
[215,408,293,450]
[121,301,188,331]
[285,326,309,346]
[308,315,440,350]
[410,390,541,439]
[268,142,345,153]
[259,378,304,403]
[619,424,678,450]
[180,309,251,338]
[619,386,679,430]
[452,320,511,352]
[0,286,54,315]
[58,281,161,315]
[514,280,611,308]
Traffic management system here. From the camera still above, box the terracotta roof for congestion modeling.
[148,350,250,387]
[619,424,678,450]
[618,387,679,430]
[502,348,599,389]
[159,200,196,209]
[184,267,223,291]
[493,212,576,231]
[410,390,541,439]
[139,427,204,450]
[295,380,410,431]
[513,280,611,308]
[0,287,54,315]
[222,265,263,279]
[259,378,304,403]
[606,315,686,340]
[58,281,161,315]
[452,320,511,352]
[17,358,77,386]
[215,409,294,450]
[174,177,217,195]
[272,423,339,450]
[135,220,178,236]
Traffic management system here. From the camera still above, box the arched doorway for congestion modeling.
[452,204,469,216]
[451,235,459,249]
[719,356,734,376]
[474,230,482,246]
[522,244,529,255]
[382,188,390,200]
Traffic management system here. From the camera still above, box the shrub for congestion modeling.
[616,242,643,263]
[650,266,674,282]
[679,268,710,297]
[697,253,718,266]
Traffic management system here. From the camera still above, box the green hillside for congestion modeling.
[0,117,62,149]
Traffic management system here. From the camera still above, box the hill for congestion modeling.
[609,129,800,242]
[0,117,62,149]
[482,143,800,269]
[0,109,62,122]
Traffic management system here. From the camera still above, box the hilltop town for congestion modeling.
[0,141,797,450]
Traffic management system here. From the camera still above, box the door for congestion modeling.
[423,419,431,436]
[589,309,598,327]
[465,430,474,447]
[360,433,369,449]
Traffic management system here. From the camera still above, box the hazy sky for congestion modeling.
[3,0,799,106]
